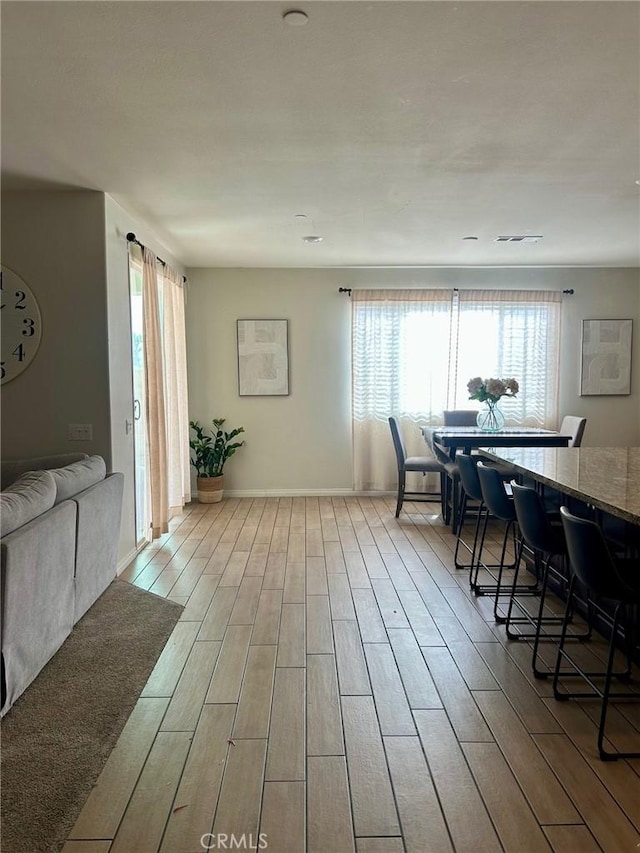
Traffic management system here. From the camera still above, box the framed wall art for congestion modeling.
[237,319,289,396]
[580,318,633,396]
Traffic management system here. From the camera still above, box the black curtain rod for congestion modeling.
[126,232,187,283]
[338,286,574,295]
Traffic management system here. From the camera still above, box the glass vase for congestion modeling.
[476,400,505,432]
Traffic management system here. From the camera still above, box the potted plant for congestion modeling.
[189,418,245,503]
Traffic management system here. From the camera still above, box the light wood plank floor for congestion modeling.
[65,496,640,853]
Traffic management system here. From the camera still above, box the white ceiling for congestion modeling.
[2,1,639,268]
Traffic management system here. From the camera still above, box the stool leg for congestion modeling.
[598,602,623,760]
[471,507,490,592]
[552,576,576,700]
[493,519,517,622]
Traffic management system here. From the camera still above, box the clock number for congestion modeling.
[0,271,4,309]
[14,291,26,309]
[12,343,25,362]
[0,363,5,379]
[22,317,35,337]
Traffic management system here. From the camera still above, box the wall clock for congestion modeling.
[1,265,42,385]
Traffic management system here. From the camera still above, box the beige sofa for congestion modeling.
[0,454,124,715]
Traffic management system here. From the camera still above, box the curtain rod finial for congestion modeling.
[339,287,352,296]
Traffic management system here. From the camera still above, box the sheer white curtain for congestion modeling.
[352,289,454,491]
[454,290,562,427]
[136,249,190,539]
[161,265,191,515]
[141,247,169,538]
[351,288,562,492]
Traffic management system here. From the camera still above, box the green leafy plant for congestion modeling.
[189,419,245,478]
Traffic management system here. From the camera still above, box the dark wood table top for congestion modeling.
[422,426,571,454]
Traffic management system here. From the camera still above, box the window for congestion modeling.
[352,288,562,490]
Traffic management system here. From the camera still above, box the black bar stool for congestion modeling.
[508,482,590,677]
[554,506,640,761]
[475,462,535,616]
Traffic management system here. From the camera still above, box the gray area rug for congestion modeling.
[1,579,183,853]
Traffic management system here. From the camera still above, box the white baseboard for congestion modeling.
[116,541,150,576]
[190,489,399,499]
[221,489,395,498]
[116,548,138,576]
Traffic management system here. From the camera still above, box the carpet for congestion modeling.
[1,579,183,853]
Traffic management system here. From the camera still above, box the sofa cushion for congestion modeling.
[0,470,57,537]
[51,455,107,503]
[1,453,89,490]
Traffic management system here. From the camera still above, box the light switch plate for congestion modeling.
[68,423,93,441]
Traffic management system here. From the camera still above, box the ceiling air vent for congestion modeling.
[494,235,543,243]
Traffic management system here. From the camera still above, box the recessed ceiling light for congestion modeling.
[302,235,323,243]
[462,236,479,241]
[283,9,309,26]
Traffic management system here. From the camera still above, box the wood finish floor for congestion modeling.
[63,496,640,853]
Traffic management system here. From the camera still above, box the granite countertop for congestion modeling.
[479,446,640,525]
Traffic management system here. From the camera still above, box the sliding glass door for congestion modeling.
[129,259,151,547]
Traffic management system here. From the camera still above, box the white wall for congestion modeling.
[1,190,186,569]
[1,191,111,461]
[186,266,640,495]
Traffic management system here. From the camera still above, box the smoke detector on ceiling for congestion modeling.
[302,235,323,243]
[494,235,543,243]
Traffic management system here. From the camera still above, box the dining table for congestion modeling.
[422,425,572,460]
[421,425,572,528]
[478,446,640,526]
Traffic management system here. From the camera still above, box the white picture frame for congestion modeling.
[237,319,289,396]
[580,318,633,396]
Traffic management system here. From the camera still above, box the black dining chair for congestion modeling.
[443,409,478,427]
[554,506,640,760]
[388,417,446,518]
[432,410,478,528]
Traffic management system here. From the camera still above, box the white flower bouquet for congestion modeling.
[467,376,519,404]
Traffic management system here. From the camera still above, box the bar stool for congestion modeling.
[508,482,590,677]
[475,462,535,616]
[453,453,485,573]
[554,506,640,761]
[431,440,461,529]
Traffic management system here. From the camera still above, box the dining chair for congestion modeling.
[543,415,588,513]
[443,409,478,427]
[554,506,640,760]
[508,482,590,677]
[559,415,587,448]
[433,410,478,527]
[388,417,446,518]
